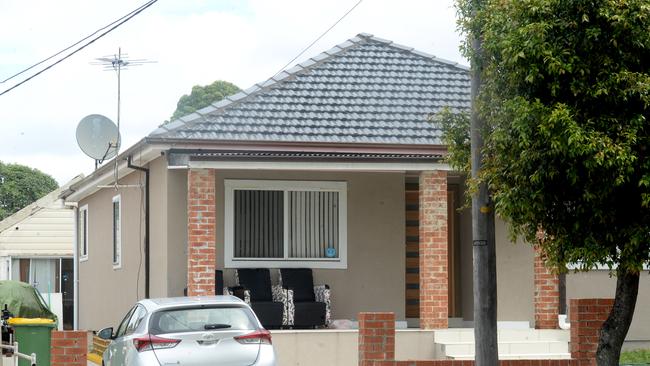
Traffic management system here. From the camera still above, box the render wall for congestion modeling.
[456,175,536,326]
[149,156,169,298]
[77,170,146,330]
[77,155,179,330]
[166,168,188,297]
[214,170,407,321]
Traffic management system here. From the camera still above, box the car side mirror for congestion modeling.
[97,327,114,340]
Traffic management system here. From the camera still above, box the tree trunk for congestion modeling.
[596,270,639,366]
[470,2,499,363]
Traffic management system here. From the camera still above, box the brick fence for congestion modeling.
[570,298,614,366]
[359,298,613,366]
[50,330,87,366]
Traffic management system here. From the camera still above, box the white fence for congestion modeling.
[0,342,36,366]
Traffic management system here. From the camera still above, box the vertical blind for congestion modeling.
[234,190,284,258]
[233,189,340,259]
[289,191,339,258]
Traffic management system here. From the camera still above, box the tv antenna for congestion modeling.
[90,48,155,189]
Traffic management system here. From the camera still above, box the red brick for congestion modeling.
[419,171,448,329]
[570,298,613,362]
[51,331,87,366]
[534,246,560,329]
[187,169,216,296]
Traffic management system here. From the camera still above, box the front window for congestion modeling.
[225,180,347,269]
[10,258,70,294]
[79,205,89,260]
[112,195,122,269]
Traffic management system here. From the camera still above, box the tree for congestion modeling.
[168,80,241,122]
[449,1,650,364]
[0,162,58,220]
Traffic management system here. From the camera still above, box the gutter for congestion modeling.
[144,137,449,155]
[127,156,150,299]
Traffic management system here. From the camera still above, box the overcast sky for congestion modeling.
[0,0,465,184]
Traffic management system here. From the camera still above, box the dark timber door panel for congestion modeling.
[405,179,420,318]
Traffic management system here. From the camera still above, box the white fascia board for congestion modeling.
[189,160,451,172]
[566,262,650,271]
[65,145,162,202]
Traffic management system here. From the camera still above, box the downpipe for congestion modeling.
[558,314,570,330]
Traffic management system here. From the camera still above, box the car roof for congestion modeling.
[137,295,246,312]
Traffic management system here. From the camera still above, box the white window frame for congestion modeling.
[224,179,348,269]
[79,205,89,261]
[112,195,122,269]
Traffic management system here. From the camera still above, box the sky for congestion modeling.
[0,0,465,185]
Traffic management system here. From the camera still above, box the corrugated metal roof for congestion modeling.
[149,33,470,145]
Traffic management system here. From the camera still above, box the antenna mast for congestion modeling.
[91,48,155,186]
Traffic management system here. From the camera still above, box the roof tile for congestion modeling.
[149,34,470,145]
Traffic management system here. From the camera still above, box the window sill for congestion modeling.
[79,256,88,263]
[225,258,347,269]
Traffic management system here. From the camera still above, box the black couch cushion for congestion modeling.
[237,269,273,302]
[280,268,316,302]
[293,301,326,327]
[250,301,284,329]
[215,270,224,295]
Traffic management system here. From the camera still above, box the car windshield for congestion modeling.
[149,306,257,335]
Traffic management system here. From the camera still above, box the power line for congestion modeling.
[1,0,156,84]
[272,0,363,78]
[0,0,158,97]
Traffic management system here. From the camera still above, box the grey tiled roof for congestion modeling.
[149,33,470,145]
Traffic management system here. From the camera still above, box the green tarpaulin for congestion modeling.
[0,281,57,323]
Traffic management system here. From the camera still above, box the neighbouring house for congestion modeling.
[0,175,82,330]
[61,34,650,362]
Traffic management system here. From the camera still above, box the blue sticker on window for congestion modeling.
[325,247,337,258]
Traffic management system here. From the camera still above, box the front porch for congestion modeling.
[186,163,456,325]
[183,156,562,331]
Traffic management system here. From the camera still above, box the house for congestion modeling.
[0,175,82,330]
[61,34,650,362]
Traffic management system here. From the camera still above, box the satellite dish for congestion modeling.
[76,114,120,161]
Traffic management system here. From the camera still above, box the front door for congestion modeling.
[61,259,74,330]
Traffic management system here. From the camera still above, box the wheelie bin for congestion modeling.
[8,318,56,366]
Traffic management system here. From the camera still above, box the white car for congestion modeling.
[98,295,277,366]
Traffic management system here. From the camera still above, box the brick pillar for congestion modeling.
[51,330,88,366]
[419,170,448,329]
[358,312,395,366]
[187,169,216,296]
[570,298,614,365]
[534,247,560,329]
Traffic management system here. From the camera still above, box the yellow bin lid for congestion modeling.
[7,318,55,325]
